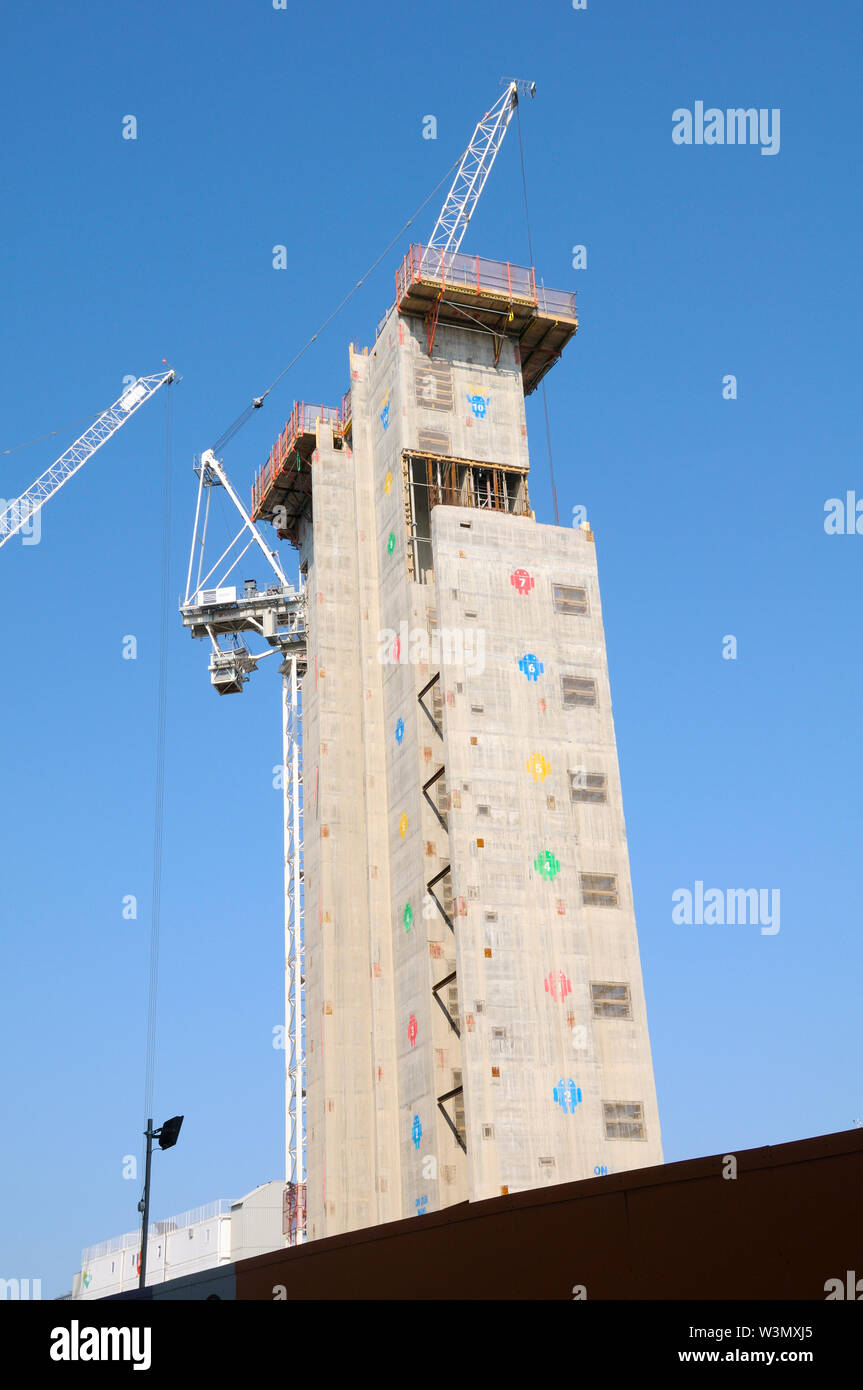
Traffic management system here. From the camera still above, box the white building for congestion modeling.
[71,1180,284,1299]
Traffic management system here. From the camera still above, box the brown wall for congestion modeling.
[234,1129,863,1299]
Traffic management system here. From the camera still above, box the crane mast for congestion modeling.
[0,370,174,549]
[180,449,307,1239]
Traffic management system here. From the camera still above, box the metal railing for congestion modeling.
[252,400,349,518]
[81,1200,233,1262]
[535,283,578,319]
[396,244,577,321]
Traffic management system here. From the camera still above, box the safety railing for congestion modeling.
[397,245,534,302]
[81,1200,233,1262]
[535,283,578,319]
[252,400,349,516]
[396,245,576,320]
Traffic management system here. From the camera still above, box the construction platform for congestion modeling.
[250,400,349,543]
[250,249,577,541]
[395,245,577,394]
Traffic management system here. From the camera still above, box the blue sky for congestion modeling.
[1,0,861,1296]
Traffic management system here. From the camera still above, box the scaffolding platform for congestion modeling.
[251,400,349,543]
[395,245,577,394]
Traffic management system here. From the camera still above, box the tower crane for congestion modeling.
[181,79,534,1245]
[0,370,175,549]
[180,449,308,1242]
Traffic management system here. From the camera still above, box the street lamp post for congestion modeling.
[137,1115,184,1291]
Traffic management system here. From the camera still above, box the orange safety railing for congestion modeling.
[395,245,576,321]
[251,400,350,518]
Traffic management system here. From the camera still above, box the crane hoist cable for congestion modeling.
[143,384,173,1131]
[515,99,561,528]
[1,411,100,458]
[210,153,464,455]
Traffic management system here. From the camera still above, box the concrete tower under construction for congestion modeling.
[252,244,663,1242]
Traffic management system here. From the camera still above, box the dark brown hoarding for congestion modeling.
[234,1129,863,1300]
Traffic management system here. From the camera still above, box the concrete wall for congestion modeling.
[297,424,377,1240]
[432,506,663,1197]
[297,289,661,1236]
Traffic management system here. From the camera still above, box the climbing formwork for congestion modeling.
[251,400,351,544]
[395,245,578,393]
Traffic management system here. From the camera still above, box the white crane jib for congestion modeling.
[186,448,289,602]
[422,79,533,269]
[0,370,175,550]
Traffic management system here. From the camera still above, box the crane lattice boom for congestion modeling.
[0,369,174,549]
[424,81,522,262]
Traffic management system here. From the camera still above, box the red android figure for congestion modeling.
[510,568,535,596]
[544,970,572,1001]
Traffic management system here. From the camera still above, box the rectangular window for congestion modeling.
[505,471,525,513]
[553,583,589,616]
[590,982,632,1019]
[406,452,530,521]
[453,1076,466,1148]
[414,359,454,412]
[417,427,451,453]
[447,984,460,1025]
[580,872,619,908]
[570,770,608,803]
[431,679,443,730]
[562,675,597,709]
[603,1101,646,1140]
